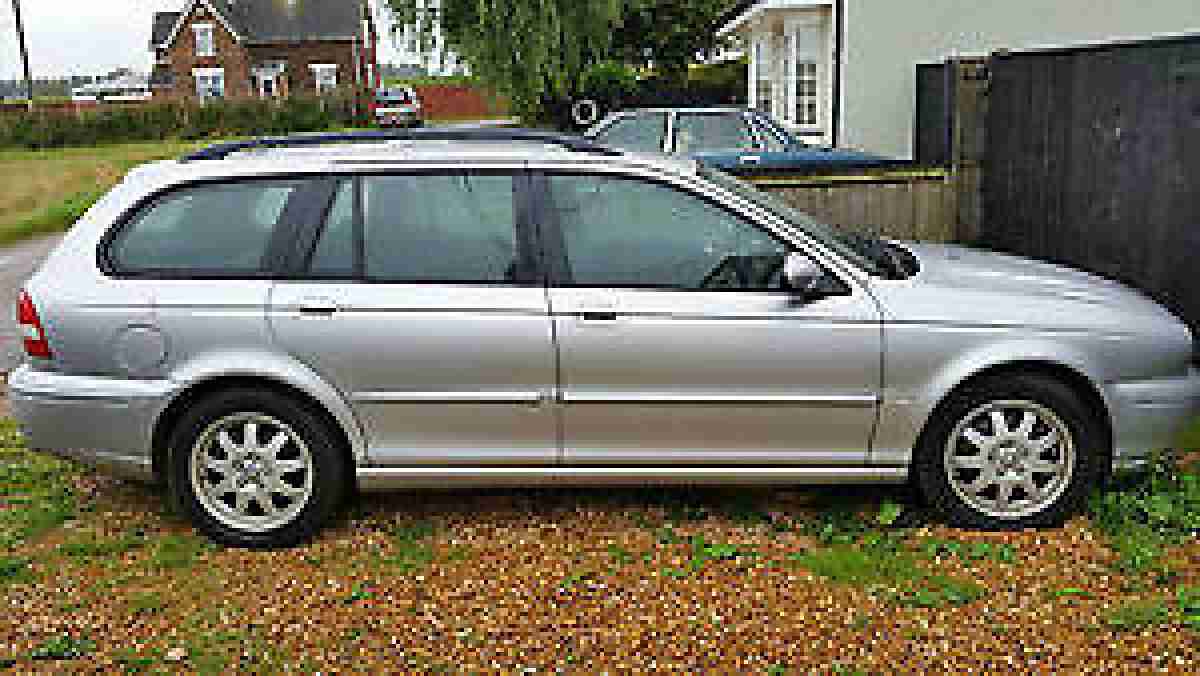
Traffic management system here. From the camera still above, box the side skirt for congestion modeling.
[356,466,908,492]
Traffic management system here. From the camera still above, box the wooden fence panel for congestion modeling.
[752,171,963,243]
[984,36,1200,329]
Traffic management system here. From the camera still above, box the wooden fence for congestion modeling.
[983,35,1200,328]
[750,168,975,243]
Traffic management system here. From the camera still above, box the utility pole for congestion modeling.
[11,0,34,108]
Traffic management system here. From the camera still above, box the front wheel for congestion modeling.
[914,373,1108,529]
[167,389,348,549]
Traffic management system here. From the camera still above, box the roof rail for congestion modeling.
[180,128,624,161]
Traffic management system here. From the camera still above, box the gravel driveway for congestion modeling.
[0,235,62,374]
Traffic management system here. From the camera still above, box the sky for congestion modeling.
[0,0,403,80]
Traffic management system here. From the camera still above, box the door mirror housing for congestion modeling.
[784,252,823,292]
[784,252,847,301]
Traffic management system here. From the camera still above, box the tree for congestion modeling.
[611,0,738,84]
[384,0,738,120]
[386,0,626,121]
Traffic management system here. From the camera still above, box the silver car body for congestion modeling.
[9,141,1200,490]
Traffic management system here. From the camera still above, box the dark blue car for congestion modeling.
[586,107,898,172]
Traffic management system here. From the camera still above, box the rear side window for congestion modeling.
[593,114,666,153]
[674,113,759,153]
[362,173,520,283]
[110,181,303,275]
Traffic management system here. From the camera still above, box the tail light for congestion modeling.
[16,290,52,359]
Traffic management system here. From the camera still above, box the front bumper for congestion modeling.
[6,365,175,482]
[1107,368,1200,468]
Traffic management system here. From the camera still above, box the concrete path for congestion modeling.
[0,235,64,375]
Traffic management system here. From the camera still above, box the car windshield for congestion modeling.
[700,166,894,278]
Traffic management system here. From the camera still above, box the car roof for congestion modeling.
[126,138,700,189]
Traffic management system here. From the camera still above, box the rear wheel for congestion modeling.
[914,373,1107,529]
[167,389,348,549]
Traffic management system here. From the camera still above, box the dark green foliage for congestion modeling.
[0,94,361,150]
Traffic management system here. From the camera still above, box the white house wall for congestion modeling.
[843,0,1200,158]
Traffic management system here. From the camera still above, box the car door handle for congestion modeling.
[581,311,618,322]
[297,304,339,318]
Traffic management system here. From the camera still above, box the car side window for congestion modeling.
[362,173,520,284]
[110,180,304,275]
[308,180,357,277]
[545,174,795,291]
[675,113,759,153]
[594,114,666,153]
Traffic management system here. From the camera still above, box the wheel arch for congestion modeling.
[919,359,1113,456]
[151,374,363,487]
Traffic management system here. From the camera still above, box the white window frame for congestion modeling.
[784,12,832,141]
[309,64,339,93]
[193,67,224,100]
[193,23,216,58]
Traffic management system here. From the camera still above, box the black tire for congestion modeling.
[166,388,349,549]
[913,373,1109,530]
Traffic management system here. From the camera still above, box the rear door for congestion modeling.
[268,168,559,466]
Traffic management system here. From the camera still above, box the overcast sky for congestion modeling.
[0,0,402,80]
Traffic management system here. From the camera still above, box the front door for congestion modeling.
[535,170,881,466]
[268,170,558,466]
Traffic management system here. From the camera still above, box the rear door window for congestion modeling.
[360,173,527,284]
[109,180,305,275]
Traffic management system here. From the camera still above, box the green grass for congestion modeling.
[381,521,438,573]
[1178,418,1200,452]
[1089,452,1200,575]
[789,542,985,608]
[146,535,212,571]
[0,420,79,549]
[28,634,96,661]
[59,532,147,560]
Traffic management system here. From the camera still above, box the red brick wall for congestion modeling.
[162,5,375,100]
[165,6,251,99]
[247,42,360,95]
[415,85,509,120]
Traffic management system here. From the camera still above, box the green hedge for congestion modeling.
[0,93,363,150]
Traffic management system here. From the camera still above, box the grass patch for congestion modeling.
[1090,452,1199,576]
[1105,599,1172,631]
[0,189,101,248]
[146,535,212,571]
[382,521,437,573]
[0,557,33,587]
[28,634,96,661]
[1177,418,1200,452]
[919,539,1017,564]
[59,532,147,560]
[790,540,984,608]
[0,420,79,549]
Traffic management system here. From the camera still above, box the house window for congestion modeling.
[310,64,338,93]
[796,61,819,126]
[193,68,224,100]
[754,40,772,114]
[193,23,215,58]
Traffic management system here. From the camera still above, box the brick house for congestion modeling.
[150,0,379,101]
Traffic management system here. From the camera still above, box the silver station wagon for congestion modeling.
[9,129,1200,548]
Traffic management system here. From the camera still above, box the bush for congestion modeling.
[0,92,364,150]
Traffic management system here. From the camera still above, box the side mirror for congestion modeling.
[784,252,823,294]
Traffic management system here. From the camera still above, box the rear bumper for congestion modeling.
[6,365,174,482]
[1107,368,1200,468]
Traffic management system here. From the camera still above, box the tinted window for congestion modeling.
[309,180,356,277]
[674,113,759,153]
[363,173,519,283]
[111,181,302,274]
[546,174,792,291]
[594,114,666,153]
